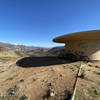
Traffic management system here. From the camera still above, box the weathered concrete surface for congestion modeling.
[53,30,100,43]
[65,40,100,60]
[53,30,100,60]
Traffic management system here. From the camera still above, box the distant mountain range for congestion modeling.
[26,46,66,57]
[0,42,49,52]
[0,42,66,57]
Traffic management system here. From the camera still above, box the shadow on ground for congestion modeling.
[16,56,70,68]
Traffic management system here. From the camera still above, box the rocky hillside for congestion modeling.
[0,43,67,58]
[0,42,48,52]
[0,46,6,51]
[47,46,66,57]
[0,46,24,58]
[0,42,67,57]
[26,46,66,57]
[26,48,49,56]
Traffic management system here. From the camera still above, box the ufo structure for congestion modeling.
[53,30,100,61]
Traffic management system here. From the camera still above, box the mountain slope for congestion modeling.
[0,46,24,58]
[26,46,66,57]
[0,42,48,52]
[47,46,66,57]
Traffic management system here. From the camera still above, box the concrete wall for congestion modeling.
[65,40,100,60]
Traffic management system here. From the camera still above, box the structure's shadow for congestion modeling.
[16,56,69,68]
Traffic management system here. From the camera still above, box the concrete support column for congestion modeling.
[65,40,100,60]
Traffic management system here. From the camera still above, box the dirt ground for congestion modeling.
[75,61,100,100]
[0,57,79,100]
[0,57,100,100]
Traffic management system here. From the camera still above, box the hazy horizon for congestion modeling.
[0,41,65,48]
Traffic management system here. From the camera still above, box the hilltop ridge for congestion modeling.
[0,42,49,52]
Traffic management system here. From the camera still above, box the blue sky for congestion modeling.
[0,0,100,47]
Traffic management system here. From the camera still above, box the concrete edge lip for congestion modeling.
[53,30,100,43]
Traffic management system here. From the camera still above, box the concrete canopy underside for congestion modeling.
[53,30,100,60]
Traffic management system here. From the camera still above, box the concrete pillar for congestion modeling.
[65,40,100,60]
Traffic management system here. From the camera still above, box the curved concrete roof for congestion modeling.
[53,30,100,43]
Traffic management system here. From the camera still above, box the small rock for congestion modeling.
[59,74,63,77]
[87,62,93,67]
[95,66,100,68]
[20,79,24,82]
[47,83,52,87]
[50,92,55,97]
[20,95,28,100]
[88,69,90,71]
[32,78,36,81]
[88,64,92,67]
[43,80,48,83]
[43,89,55,100]
[72,69,75,72]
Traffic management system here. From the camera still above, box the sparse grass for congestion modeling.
[91,60,100,63]
[7,85,19,96]
[93,71,100,75]
[97,81,100,85]
[0,57,16,62]
[7,77,14,80]
[6,75,17,81]
[14,51,24,57]
[84,77,94,82]
[0,57,11,60]
[0,95,19,100]
[74,65,79,68]
[74,91,81,100]
[88,89,100,98]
